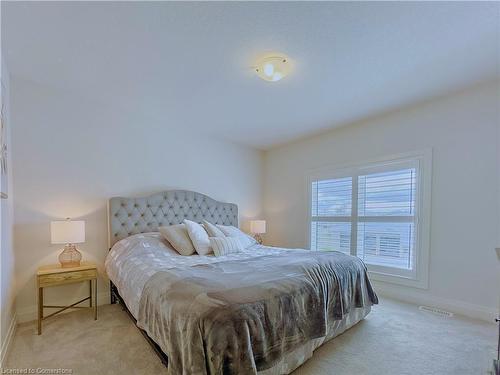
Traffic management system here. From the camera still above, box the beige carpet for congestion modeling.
[4,298,496,375]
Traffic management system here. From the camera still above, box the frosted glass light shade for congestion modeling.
[250,220,266,234]
[51,220,85,244]
[254,55,290,82]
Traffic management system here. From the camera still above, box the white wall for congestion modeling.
[10,75,500,324]
[11,78,263,322]
[0,57,16,364]
[263,82,500,321]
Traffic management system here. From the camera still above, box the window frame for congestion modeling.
[307,150,432,289]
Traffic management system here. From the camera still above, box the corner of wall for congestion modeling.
[1,52,17,369]
[0,310,17,368]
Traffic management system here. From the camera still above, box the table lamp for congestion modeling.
[250,220,266,245]
[51,219,85,268]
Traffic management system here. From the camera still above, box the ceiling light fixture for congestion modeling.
[254,55,291,82]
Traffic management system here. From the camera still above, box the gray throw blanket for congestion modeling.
[137,250,378,375]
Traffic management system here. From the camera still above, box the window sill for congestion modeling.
[367,269,428,289]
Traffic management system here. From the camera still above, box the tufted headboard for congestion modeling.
[108,190,238,247]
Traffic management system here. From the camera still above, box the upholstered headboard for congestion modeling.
[108,190,238,247]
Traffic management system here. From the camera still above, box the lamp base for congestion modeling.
[59,244,82,268]
[253,234,263,245]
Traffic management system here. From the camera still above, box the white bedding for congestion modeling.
[105,232,372,374]
[105,232,292,319]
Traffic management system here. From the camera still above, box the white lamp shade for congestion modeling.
[51,220,85,244]
[250,220,266,234]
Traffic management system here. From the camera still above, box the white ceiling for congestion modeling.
[3,2,499,149]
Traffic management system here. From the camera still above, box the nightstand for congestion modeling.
[37,262,98,335]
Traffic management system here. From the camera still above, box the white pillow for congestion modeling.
[210,237,243,257]
[158,224,196,256]
[184,219,212,255]
[216,225,257,249]
[202,220,226,238]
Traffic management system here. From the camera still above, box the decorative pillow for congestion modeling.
[202,220,226,238]
[216,225,257,249]
[184,219,212,255]
[158,224,196,256]
[210,237,243,257]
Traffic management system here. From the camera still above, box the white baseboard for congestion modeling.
[374,282,498,322]
[17,292,111,324]
[0,313,17,368]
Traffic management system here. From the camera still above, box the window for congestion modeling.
[309,151,431,287]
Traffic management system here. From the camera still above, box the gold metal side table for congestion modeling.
[37,262,97,335]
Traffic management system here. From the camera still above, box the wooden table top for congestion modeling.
[37,262,97,275]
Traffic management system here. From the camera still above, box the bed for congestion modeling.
[105,190,378,375]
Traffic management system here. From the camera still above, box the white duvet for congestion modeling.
[105,232,292,319]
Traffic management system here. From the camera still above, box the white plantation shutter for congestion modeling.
[357,168,417,270]
[311,221,351,254]
[357,169,416,217]
[311,177,352,217]
[311,177,352,254]
[310,157,422,279]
